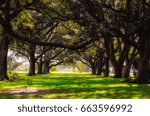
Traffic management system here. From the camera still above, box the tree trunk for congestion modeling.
[28,46,36,76]
[113,65,123,78]
[37,62,43,74]
[134,23,150,84]
[104,36,110,77]
[28,58,36,76]
[0,34,9,81]
[136,58,150,83]
[105,35,130,78]
[135,40,150,83]
[96,60,103,75]
[43,60,50,74]
[91,66,96,75]
[123,59,131,78]
[104,57,109,77]
[97,65,102,75]
[37,57,43,74]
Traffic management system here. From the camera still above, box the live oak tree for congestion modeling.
[102,0,150,83]
[0,0,96,80]
[76,0,150,83]
[105,36,131,78]
[78,42,105,75]
[123,47,138,78]
[11,8,61,76]
[0,0,40,80]
[1,0,149,84]
[42,48,67,74]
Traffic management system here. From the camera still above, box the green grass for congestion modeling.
[0,72,150,99]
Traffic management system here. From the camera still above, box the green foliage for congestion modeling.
[7,51,25,72]
[9,73,21,82]
[73,61,87,72]
[12,10,34,31]
[50,67,57,72]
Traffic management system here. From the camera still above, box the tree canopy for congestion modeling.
[0,0,150,83]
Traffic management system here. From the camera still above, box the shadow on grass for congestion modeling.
[0,73,150,99]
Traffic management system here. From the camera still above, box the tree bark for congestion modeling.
[28,58,36,76]
[104,37,110,77]
[135,58,149,83]
[113,66,123,78]
[28,45,36,76]
[97,65,102,75]
[91,66,96,75]
[43,60,50,74]
[0,34,9,81]
[37,62,43,74]
[37,57,43,74]
[135,39,150,83]
[134,23,150,84]
[104,57,109,77]
[123,59,131,78]
[96,59,104,75]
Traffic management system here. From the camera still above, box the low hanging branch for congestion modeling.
[5,22,99,50]
[49,61,64,69]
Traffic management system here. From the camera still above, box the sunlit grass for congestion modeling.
[0,72,150,99]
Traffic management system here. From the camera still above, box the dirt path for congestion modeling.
[0,88,38,94]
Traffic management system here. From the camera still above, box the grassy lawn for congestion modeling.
[0,72,150,99]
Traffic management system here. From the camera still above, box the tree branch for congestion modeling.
[6,22,98,50]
